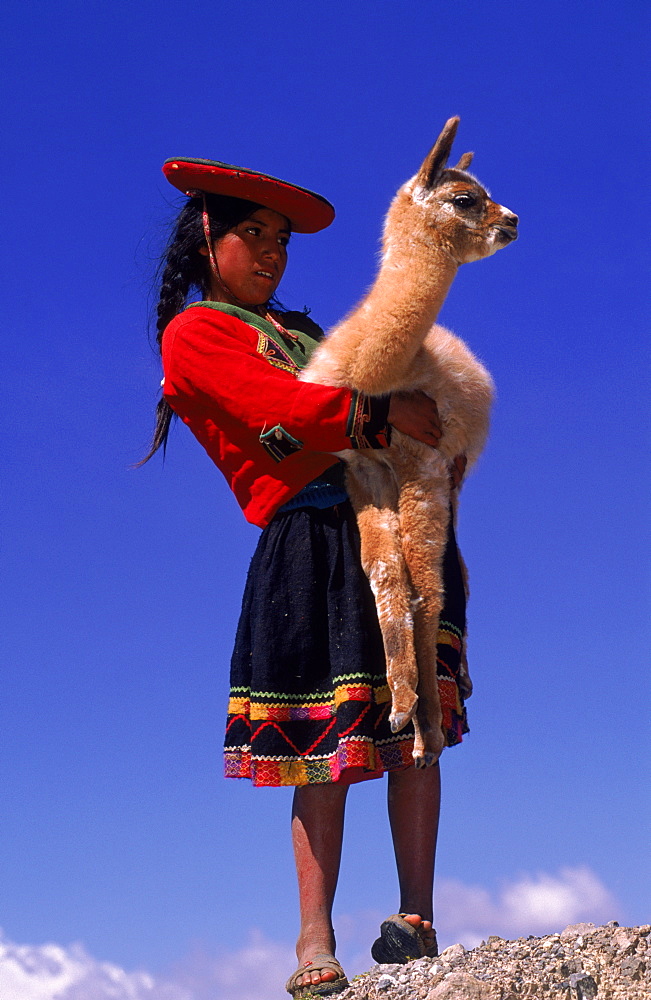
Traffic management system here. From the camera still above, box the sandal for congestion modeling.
[285,952,349,998]
[371,914,438,964]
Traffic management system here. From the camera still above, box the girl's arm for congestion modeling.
[163,308,392,453]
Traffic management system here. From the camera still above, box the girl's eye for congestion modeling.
[453,194,476,209]
[278,236,290,248]
[245,226,261,236]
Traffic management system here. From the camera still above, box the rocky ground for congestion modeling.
[333,922,649,999]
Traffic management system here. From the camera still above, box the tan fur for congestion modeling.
[300,118,517,766]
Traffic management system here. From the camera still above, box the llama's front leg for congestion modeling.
[396,463,451,767]
[345,459,419,732]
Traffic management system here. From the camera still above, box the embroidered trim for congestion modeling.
[182,302,315,372]
[224,737,416,786]
[439,619,464,639]
[234,671,388,696]
[255,329,301,374]
[228,681,392,722]
[345,391,391,449]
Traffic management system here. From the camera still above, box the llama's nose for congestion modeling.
[502,211,518,228]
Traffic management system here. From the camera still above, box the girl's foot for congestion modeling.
[285,947,348,995]
[401,913,438,955]
[371,912,439,964]
[295,956,338,989]
[294,931,339,988]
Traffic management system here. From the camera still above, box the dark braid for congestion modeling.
[139,193,265,464]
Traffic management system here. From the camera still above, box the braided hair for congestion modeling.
[140,193,264,463]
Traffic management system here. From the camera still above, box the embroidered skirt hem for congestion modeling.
[224,502,469,788]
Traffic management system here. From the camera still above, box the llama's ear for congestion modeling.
[455,151,474,171]
[415,116,460,189]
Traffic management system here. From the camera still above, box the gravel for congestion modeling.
[329,922,650,999]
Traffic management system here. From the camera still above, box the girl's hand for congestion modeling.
[388,391,442,447]
[450,454,467,489]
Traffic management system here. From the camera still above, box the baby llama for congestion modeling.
[300,117,518,765]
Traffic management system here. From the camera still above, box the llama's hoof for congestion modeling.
[390,711,413,733]
[413,750,441,769]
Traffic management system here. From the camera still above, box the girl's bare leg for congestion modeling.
[387,762,441,951]
[291,782,349,988]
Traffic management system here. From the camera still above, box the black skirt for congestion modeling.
[224,501,469,786]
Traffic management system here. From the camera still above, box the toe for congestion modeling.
[314,967,337,983]
[401,914,436,946]
[299,964,338,987]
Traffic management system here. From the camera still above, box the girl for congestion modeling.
[144,158,469,998]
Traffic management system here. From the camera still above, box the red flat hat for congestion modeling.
[162,157,335,234]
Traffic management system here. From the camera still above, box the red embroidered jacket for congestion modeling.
[162,302,391,528]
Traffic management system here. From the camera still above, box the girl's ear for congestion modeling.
[198,245,209,256]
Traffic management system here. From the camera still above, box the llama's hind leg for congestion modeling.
[397,472,451,767]
[345,462,419,732]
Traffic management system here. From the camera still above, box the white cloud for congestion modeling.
[0,932,187,1000]
[435,866,621,949]
[0,869,621,999]
[0,929,294,1000]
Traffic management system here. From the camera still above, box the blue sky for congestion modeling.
[2,1,649,997]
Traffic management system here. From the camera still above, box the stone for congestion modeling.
[568,972,598,998]
[560,923,596,942]
[560,961,578,977]
[620,956,646,979]
[337,924,650,1000]
[613,929,638,955]
[426,970,491,999]
[438,942,466,965]
[377,973,398,989]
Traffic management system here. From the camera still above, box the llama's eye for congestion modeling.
[453,194,476,209]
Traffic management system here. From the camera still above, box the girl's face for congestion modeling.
[207,208,290,306]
